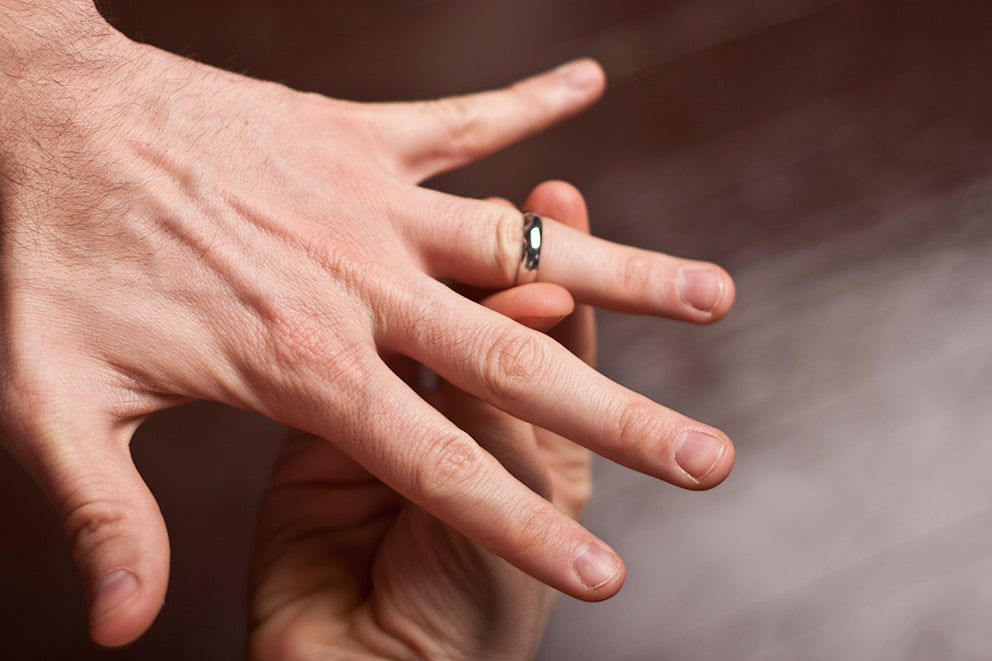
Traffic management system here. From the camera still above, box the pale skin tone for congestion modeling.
[250,182,596,661]
[0,0,736,649]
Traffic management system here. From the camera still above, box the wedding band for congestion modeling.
[514,213,542,285]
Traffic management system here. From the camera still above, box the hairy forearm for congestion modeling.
[0,0,110,63]
[0,0,137,194]
[0,0,119,120]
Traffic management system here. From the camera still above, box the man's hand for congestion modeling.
[0,2,735,646]
[249,183,598,661]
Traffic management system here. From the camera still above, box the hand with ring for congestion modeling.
[250,182,602,661]
[0,3,735,647]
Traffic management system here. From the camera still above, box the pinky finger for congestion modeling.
[478,283,574,332]
[337,364,627,600]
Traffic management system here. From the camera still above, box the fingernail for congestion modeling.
[518,315,567,331]
[679,269,722,313]
[674,430,727,481]
[91,569,139,622]
[574,542,620,589]
[558,59,599,90]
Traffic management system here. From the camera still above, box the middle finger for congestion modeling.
[386,277,735,491]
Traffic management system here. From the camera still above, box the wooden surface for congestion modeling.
[1,0,990,658]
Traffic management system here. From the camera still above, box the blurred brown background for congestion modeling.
[2,0,991,658]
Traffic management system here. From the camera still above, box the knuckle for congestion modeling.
[615,397,669,454]
[434,198,518,287]
[266,309,328,371]
[429,96,484,158]
[493,207,522,285]
[63,498,130,566]
[416,431,487,502]
[253,305,379,418]
[264,308,368,391]
[502,500,568,557]
[481,331,549,406]
[615,252,657,305]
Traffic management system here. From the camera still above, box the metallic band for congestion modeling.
[514,212,542,285]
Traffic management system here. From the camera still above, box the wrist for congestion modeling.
[0,0,138,181]
[0,0,124,119]
[0,0,114,61]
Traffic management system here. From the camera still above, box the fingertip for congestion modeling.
[572,541,626,601]
[393,59,605,181]
[517,315,568,332]
[51,450,172,647]
[555,58,607,101]
[89,568,159,647]
[714,267,737,320]
[678,264,736,323]
[86,521,170,647]
[673,429,735,491]
[480,283,574,326]
[524,180,590,233]
[713,436,737,487]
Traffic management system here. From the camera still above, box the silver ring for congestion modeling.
[514,212,542,285]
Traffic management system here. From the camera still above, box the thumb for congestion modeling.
[31,423,170,647]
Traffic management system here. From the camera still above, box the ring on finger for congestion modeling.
[514,212,543,286]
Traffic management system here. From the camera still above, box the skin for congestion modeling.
[249,182,596,661]
[0,0,736,648]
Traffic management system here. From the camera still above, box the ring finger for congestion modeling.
[407,188,735,323]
